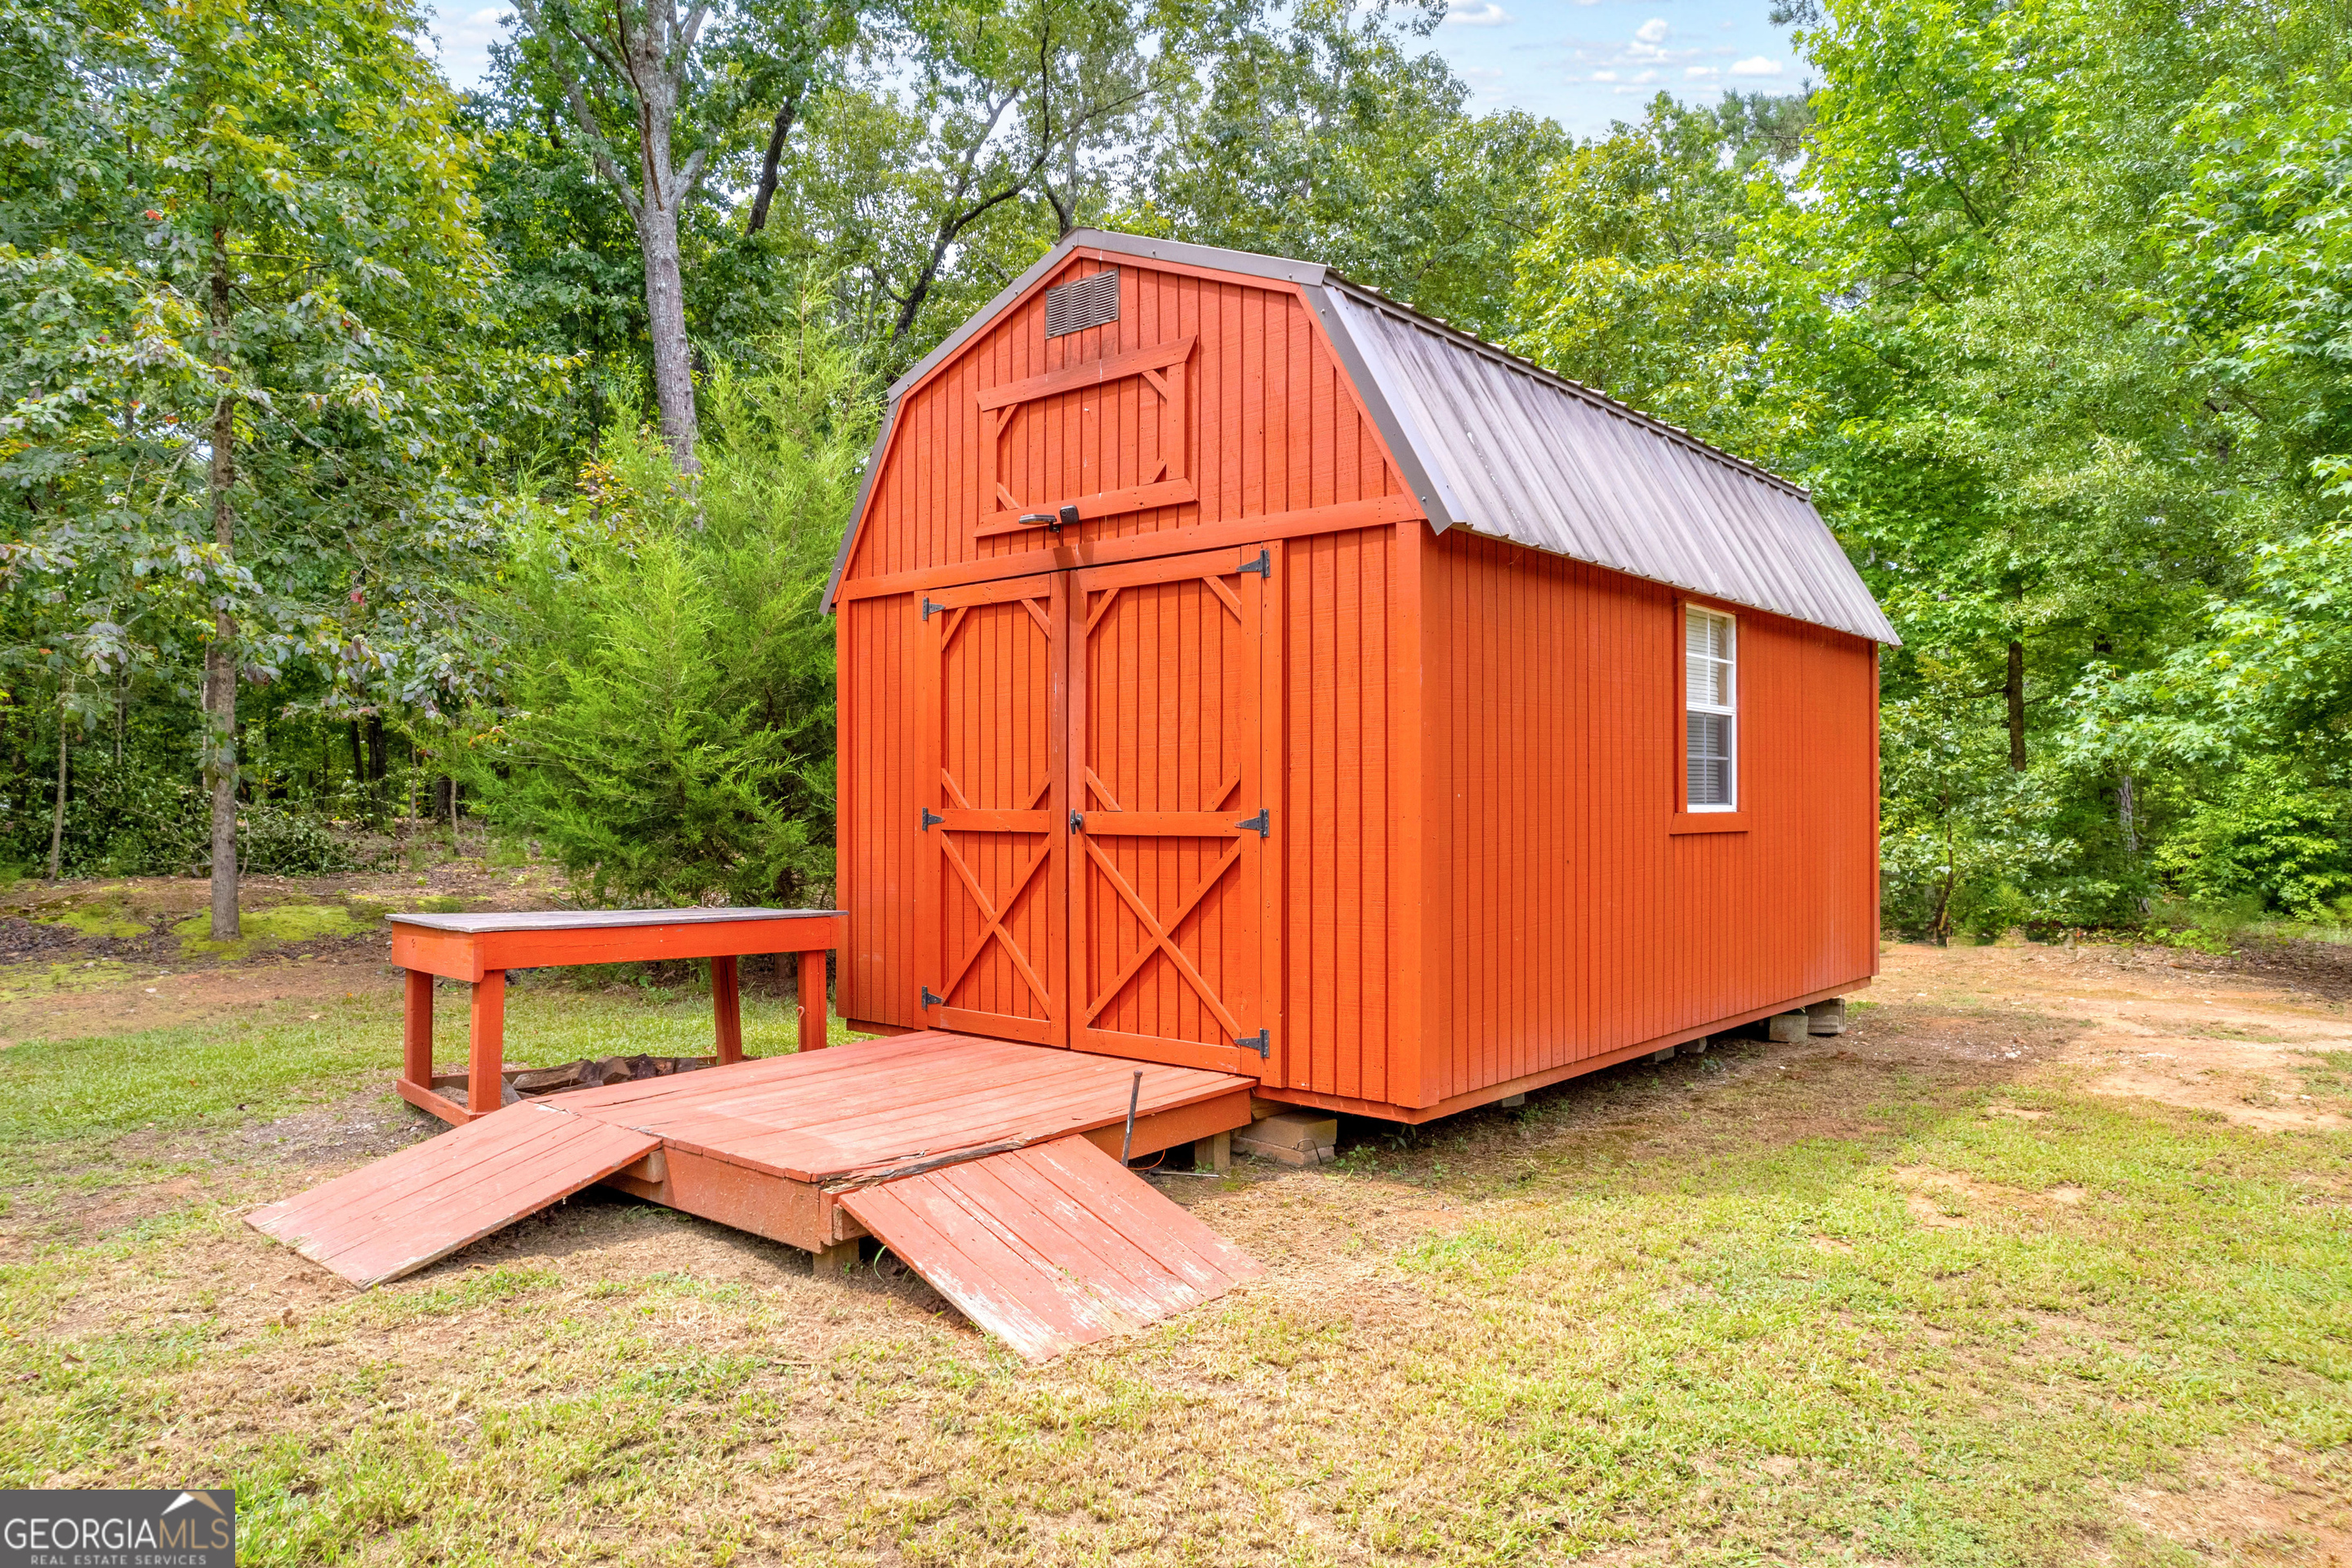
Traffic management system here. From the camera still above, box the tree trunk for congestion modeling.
[350,719,368,788]
[639,191,698,472]
[2005,639,2025,771]
[47,694,67,881]
[364,713,390,819]
[205,200,239,941]
[2117,772,2138,858]
[745,96,798,237]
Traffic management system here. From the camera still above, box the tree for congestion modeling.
[1,0,503,931]
[1126,0,1565,343]
[505,0,857,468]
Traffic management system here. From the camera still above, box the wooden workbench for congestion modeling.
[387,907,845,1125]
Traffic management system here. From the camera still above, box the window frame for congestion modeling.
[1682,604,1739,814]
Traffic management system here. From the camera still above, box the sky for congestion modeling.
[422,0,1809,142]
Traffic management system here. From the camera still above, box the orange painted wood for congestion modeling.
[245,1102,659,1287]
[258,1033,1257,1290]
[916,572,1067,1044]
[798,950,828,1053]
[833,495,1419,604]
[831,241,1882,1123]
[712,956,742,1064]
[836,1134,1263,1361]
[390,912,844,982]
[1669,813,1750,835]
[977,334,1197,411]
[402,969,433,1089]
[468,970,505,1116]
[1070,544,1276,1077]
[1414,532,1879,1109]
[978,479,1197,539]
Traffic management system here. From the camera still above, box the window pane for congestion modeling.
[1687,712,1731,806]
[1688,655,1727,708]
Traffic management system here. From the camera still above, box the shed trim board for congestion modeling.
[831,231,1889,1120]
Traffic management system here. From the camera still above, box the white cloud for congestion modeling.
[1728,56,1784,77]
[1443,0,1514,22]
[1589,69,1618,82]
[428,4,510,89]
[1633,16,1668,43]
[1684,65,1718,79]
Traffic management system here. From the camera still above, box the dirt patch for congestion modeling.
[2226,937,2352,1005]
[1878,943,2352,1132]
[0,956,404,1043]
[2117,1453,2352,1566]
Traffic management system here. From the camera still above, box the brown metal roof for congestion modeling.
[824,229,1896,644]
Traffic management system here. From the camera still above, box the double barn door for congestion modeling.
[915,545,1280,1078]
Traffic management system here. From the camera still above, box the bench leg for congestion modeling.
[797,950,827,1054]
[469,969,505,1115]
[403,969,433,1089]
[711,955,742,1065]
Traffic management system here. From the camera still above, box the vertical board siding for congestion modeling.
[1419,530,1878,1100]
[832,248,1882,1117]
[841,593,920,1027]
[1281,527,1393,1105]
[840,261,1403,588]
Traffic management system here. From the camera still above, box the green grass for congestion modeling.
[0,983,2345,1563]
[0,978,845,1206]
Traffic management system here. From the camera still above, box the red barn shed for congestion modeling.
[824,229,1897,1124]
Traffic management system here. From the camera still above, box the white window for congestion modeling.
[1685,607,1736,810]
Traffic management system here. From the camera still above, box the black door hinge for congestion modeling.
[921,595,946,620]
[1234,1028,1270,1058]
[1239,549,1271,577]
[920,807,944,831]
[1070,808,1085,832]
[920,985,943,1009]
[1235,806,1270,838]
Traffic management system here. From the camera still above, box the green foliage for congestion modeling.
[460,293,869,906]
[2154,755,2352,918]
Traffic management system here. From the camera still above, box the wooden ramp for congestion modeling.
[839,1136,1263,1362]
[247,1102,659,1288]
[247,1032,1262,1356]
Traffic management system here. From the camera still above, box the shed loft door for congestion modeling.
[1070,546,1281,1079]
[916,572,1067,1045]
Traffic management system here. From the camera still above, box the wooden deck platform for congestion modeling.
[250,1031,1260,1357]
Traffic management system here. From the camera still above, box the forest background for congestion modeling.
[5,0,2350,943]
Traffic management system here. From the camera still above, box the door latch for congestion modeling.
[920,985,943,1009]
[1070,809,1085,832]
[920,808,944,831]
[1235,807,1270,838]
[1233,1028,1270,1058]
[1239,549,1271,577]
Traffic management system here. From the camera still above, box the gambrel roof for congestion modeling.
[827,229,1897,644]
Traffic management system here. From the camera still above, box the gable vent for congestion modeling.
[1045,271,1119,337]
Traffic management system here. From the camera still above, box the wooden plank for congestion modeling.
[712,956,742,1064]
[388,907,840,934]
[468,970,505,1117]
[833,497,1419,604]
[798,950,828,1053]
[978,479,1199,538]
[390,914,846,982]
[402,969,433,1089]
[247,1104,659,1288]
[838,1135,1262,1361]
[977,335,1196,411]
